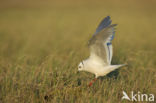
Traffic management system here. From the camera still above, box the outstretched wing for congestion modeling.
[94,16,112,35]
[88,16,116,65]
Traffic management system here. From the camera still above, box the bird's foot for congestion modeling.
[88,78,97,87]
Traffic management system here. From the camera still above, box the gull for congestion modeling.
[78,16,126,86]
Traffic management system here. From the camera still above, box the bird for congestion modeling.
[77,16,126,86]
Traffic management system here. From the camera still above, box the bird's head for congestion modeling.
[78,61,85,71]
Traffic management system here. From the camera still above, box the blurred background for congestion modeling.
[0,0,156,62]
[0,0,156,102]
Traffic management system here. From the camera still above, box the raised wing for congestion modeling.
[95,16,112,34]
[88,16,116,65]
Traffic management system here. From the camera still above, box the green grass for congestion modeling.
[0,0,156,103]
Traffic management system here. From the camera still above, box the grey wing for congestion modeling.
[94,16,112,35]
[89,16,117,65]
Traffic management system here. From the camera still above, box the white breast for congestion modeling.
[84,58,112,77]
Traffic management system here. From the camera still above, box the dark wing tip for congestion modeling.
[95,16,112,33]
[109,24,117,27]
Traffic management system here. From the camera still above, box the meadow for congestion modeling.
[0,0,156,103]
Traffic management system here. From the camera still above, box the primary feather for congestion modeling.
[95,16,112,34]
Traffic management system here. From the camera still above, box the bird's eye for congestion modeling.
[79,66,81,68]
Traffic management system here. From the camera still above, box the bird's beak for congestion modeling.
[77,70,80,74]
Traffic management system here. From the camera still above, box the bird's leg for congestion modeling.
[88,78,97,87]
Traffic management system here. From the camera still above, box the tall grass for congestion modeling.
[0,0,156,103]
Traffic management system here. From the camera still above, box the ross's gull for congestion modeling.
[78,16,126,86]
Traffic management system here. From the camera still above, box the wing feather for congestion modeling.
[95,16,112,34]
[88,16,117,65]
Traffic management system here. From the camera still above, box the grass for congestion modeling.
[0,0,156,103]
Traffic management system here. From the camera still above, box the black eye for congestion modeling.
[79,66,81,68]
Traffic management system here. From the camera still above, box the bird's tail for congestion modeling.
[110,64,127,71]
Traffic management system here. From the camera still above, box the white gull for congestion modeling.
[78,16,126,86]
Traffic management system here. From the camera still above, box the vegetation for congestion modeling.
[0,0,155,103]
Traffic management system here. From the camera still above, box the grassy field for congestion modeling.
[0,0,156,103]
